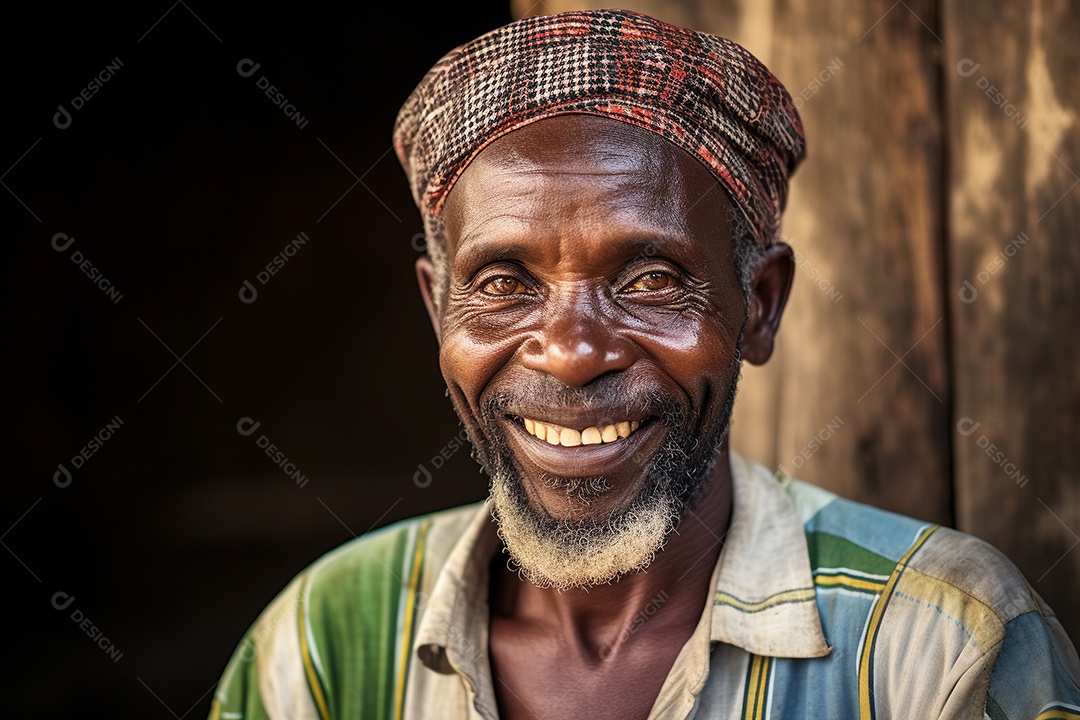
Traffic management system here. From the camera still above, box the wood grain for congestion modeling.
[944,0,1080,644]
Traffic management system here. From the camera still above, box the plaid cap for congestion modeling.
[393,8,805,247]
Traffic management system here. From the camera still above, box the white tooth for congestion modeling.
[560,428,582,447]
[581,427,602,445]
[616,421,631,438]
[630,420,640,432]
[601,425,619,443]
[546,424,561,445]
[524,418,535,434]
[534,423,546,441]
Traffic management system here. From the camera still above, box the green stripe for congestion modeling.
[806,531,897,577]
[303,519,423,719]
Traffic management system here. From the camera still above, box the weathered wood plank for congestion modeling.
[944,0,1080,645]
[767,0,952,525]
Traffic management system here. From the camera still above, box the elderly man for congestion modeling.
[209,9,1079,719]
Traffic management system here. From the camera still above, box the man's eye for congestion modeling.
[624,271,676,292]
[481,276,527,296]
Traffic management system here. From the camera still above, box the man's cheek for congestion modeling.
[438,329,517,398]
[636,322,737,376]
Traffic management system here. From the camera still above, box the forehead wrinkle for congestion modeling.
[465,159,685,217]
[455,185,686,256]
[443,117,723,270]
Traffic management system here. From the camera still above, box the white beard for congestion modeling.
[489,476,675,591]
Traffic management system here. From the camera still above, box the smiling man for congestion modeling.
[209,9,1079,720]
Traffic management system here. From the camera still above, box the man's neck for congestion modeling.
[489,446,734,661]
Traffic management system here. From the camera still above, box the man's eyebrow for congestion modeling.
[452,239,535,280]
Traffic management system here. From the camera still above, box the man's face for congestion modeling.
[425,114,750,589]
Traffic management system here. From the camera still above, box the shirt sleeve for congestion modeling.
[207,574,323,720]
[982,605,1080,720]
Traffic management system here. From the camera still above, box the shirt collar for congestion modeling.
[414,500,500,681]
[709,451,830,657]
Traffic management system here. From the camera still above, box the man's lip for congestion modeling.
[504,415,662,478]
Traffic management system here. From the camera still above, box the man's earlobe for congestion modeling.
[415,256,442,344]
[739,242,795,365]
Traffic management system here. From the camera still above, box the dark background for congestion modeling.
[3,3,510,717]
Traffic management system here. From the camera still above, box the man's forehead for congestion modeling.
[442,115,733,269]
[467,114,676,174]
[444,116,725,241]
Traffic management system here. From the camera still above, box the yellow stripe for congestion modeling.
[743,655,766,720]
[715,587,816,613]
[1035,711,1080,720]
[814,574,887,593]
[208,699,221,720]
[754,656,771,719]
[394,521,431,720]
[741,655,773,720]
[858,525,939,720]
[298,579,332,720]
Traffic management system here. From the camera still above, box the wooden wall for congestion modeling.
[514,0,1078,642]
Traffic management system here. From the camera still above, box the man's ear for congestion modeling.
[415,256,442,345]
[739,241,795,365]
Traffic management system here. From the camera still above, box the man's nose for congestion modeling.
[520,290,634,387]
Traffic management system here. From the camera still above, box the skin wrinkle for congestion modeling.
[413,114,796,719]
[424,117,733,309]
[426,174,762,317]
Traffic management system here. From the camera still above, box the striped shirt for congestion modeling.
[209,452,1080,719]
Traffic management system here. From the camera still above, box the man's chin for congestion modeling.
[489,477,675,591]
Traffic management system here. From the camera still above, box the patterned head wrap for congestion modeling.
[393,8,805,249]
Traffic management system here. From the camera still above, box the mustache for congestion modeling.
[479,373,679,424]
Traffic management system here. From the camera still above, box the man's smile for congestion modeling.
[502,412,664,480]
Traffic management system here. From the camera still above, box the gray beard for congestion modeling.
[476,355,743,591]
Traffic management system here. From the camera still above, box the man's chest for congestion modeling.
[487,622,689,720]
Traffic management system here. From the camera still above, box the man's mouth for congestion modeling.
[510,415,647,447]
